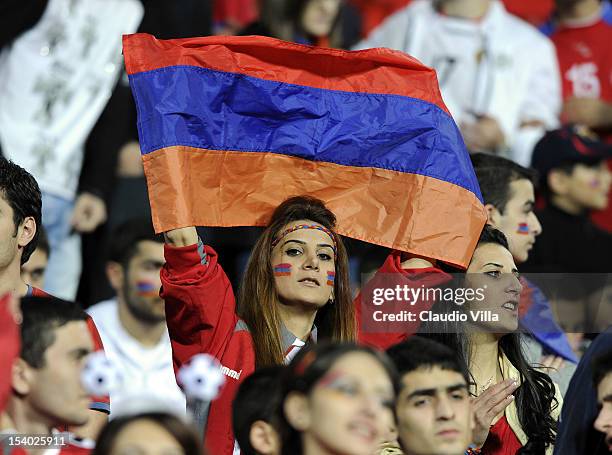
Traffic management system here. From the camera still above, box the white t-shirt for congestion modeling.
[356,0,561,166]
[0,0,143,199]
[87,299,186,416]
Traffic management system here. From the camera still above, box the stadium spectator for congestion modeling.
[0,0,144,300]
[471,153,577,393]
[543,0,612,133]
[162,196,355,454]
[0,157,41,298]
[20,225,49,290]
[413,226,561,453]
[77,0,214,307]
[0,156,109,438]
[471,154,542,264]
[232,366,284,455]
[355,0,561,166]
[555,328,612,454]
[87,219,185,416]
[3,297,95,453]
[240,0,362,49]
[278,343,398,455]
[93,412,203,455]
[386,337,473,455]
[594,349,612,452]
[525,127,612,336]
[525,126,612,273]
[541,0,612,232]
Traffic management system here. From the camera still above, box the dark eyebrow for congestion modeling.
[69,348,91,359]
[283,239,334,249]
[283,239,306,246]
[407,388,437,399]
[407,383,467,399]
[602,394,612,403]
[483,262,503,268]
[447,383,468,393]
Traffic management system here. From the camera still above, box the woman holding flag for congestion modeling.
[161,195,355,454]
[123,31,488,454]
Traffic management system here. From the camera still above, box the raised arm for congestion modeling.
[355,251,451,350]
[161,226,238,370]
[164,226,198,247]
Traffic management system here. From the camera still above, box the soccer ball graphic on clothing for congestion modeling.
[177,353,225,402]
[81,351,122,396]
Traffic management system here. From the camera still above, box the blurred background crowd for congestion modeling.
[0,0,611,454]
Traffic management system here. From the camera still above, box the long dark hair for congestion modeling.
[420,226,558,454]
[238,196,356,367]
[258,0,351,49]
[93,412,203,455]
[278,342,399,455]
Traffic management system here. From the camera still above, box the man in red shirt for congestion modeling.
[0,157,109,439]
[543,0,612,231]
[2,297,96,455]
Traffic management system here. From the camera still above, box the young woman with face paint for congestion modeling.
[417,226,561,454]
[160,196,355,455]
[358,225,561,454]
[279,343,399,455]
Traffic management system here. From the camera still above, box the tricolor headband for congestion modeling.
[271,224,337,255]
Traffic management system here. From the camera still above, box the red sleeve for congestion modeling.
[0,294,19,413]
[85,317,110,414]
[356,251,451,350]
[31,287,51,297]
[161,241,238,371]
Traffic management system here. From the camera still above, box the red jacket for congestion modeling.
[161,244,449,454]
[162,242,254,455]
[355,252,451,350]
[0,295,19,413]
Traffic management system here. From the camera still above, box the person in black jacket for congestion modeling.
[554,328,612,455]
[526,126,612,274]
[523,126,612,335]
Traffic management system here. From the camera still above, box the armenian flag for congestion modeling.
[519,278,577,362]
[123,33,486,268]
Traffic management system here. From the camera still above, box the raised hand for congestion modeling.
[471,379,519,448]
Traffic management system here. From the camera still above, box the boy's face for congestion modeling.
[23,321,93,427]
[21,247,48,289]
[555,162,612,211]
[123,240,166,322]
[396,366,472,455]
[487,179,541,264]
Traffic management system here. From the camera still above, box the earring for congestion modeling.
[327,290,335,305]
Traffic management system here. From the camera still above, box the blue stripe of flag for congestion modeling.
[129,65,482,200]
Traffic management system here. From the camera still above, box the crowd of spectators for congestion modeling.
[1,0,612,454]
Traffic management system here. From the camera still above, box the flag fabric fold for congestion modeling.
[123,33,486,268]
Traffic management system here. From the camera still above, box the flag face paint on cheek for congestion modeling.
[136,281,159,297]
[274,263,292,277]
[326,271,335,286]
[517,223,529,235]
